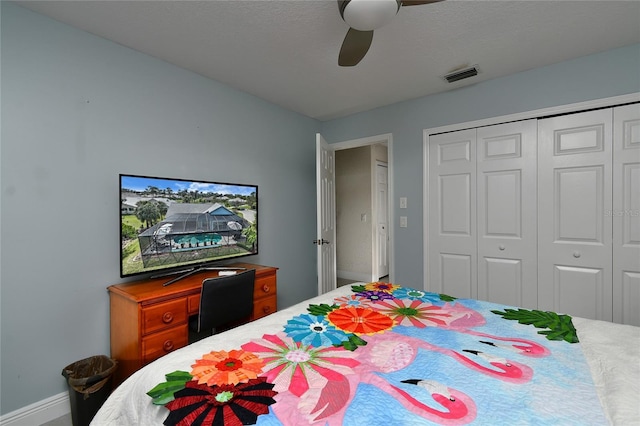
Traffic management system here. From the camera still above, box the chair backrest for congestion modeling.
[196,269,255,333]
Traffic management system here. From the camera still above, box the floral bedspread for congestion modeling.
[147,283,607,425]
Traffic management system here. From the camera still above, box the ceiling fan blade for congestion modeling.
[339,28,374,67]
[401,0,443,5]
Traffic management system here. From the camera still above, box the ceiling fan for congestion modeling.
[338,0,443,67]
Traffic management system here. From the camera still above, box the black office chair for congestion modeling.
[189,270,255,340]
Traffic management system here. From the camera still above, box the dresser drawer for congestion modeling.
[142,325,188,365]
[188,294,200,316]
[142,299,188,335]
[252,295,277,320]
[254,275,277,300]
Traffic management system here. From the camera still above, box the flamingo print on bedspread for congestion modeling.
[149,283,607,426]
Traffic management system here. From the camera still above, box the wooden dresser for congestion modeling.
[108,262,277,386]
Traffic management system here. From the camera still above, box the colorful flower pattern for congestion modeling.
[163,378,277,426]
[327,306,396,335]
[391,287,443,304]
[241,332,359,397]
[370,298,452,328]
[284,313,351,347]
[364,281,400,293]
[191,349,264,386]
[354,289,395,303]
[333,293,373,309]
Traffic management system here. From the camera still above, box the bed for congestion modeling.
[93,283,640,425]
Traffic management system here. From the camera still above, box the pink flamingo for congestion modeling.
[270,371,476,426]
[371,296,550,359]
[472,333,551,357]
[352,333,477,424]
[416,301,550,358]
[370,374,475,424]
[361,331,533,384]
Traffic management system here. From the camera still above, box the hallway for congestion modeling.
[337,275,389,288]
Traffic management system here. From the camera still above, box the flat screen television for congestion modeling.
[120,174,258,282]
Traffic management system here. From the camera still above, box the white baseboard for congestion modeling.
[0,392,70,426]
[337,270,374,283]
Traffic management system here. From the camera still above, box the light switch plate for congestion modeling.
[400,197,407,209]
[400,216,407,228]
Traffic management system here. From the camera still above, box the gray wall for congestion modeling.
[0,3,320,414]
[321,43,640,290]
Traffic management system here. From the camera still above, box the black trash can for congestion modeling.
[62,355,117,426]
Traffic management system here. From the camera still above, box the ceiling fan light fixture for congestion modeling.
[342,0,400,31]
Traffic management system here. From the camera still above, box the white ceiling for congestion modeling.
[16,0,640,121]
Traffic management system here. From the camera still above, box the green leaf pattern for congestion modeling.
[307,303,340,316]
[438,293,457,302]
[146,370,193,405]
[491,308,579,343]
[333,334,368,351]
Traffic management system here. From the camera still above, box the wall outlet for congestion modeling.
[400,216,408,228]
[400,197,407,209]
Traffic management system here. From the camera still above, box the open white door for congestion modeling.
[376,162,389,279]
[316,133,337,295]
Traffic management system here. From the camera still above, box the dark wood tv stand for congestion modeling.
[107,262,277,386]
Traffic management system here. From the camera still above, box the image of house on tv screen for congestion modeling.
[120,175,257,277]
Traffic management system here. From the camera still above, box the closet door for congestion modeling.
[428,129,477,298]
[477,120,537,308]
[613,104,640,326]
[538,109,613,321]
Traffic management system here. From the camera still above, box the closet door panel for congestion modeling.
[621,272,640,326]
[429,129,477,298]
[439,253,473,298]
[483,257,522,306]
[553,265,604,319]
[613,104,640,325]
[554,166,605,243]
[440,173,472,235]
[477,120,537,308]
[538,109,613,321]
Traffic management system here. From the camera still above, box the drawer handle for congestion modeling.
[262,284,270,293]
[163,340,174,352]
[162,312,174,323]
[263,306,272,314]
[498,244,505,251]
[573,251,581,258]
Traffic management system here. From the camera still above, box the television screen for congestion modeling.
[120,174,258,278]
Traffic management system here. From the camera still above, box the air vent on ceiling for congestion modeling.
[443,66,479,83]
